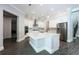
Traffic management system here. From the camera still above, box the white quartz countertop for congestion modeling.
[27,31,60,40]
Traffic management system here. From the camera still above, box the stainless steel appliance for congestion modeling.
[57,22,67,42]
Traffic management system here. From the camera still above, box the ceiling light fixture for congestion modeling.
[50,8,54,11]
[40,4,44,6]
[31,11,35,14]
[47,16,50,18]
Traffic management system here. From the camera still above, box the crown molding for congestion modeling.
[9,5,25,15]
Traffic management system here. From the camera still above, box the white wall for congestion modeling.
[71,12,79,28]
[17,16,25,42]
[0,7,4,50]
[66,8,79,42]
[49,18,67,28]
[3,17,11,39]
[38,21,46,28]
[71,8,79,37]
[24,19,34,28]
[67,8,74,42]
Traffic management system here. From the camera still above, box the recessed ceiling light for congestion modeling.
[31,11,35,14]
[41,14,43,16]
[40,4,44,6]
[47,16,50,18]
[50,8,54,11]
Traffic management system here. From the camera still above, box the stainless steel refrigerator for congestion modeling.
[57,22,67,42]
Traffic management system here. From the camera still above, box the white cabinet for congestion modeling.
[44,33,60,54]
[28,31,60,54]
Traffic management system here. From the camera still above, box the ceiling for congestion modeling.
[10,4,79,19]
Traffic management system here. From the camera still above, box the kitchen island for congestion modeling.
[27,31,60,54]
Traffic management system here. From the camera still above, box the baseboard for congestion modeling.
[17,35,27,42]
[73,37,77,39]
[76,35,79,37]
[67,39,73,43]
[0,46,4,51]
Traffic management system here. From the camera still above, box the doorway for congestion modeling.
[71,11,79,39]
[3,10,17,43]
[11,17,17,41]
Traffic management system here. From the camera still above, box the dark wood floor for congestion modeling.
[0,37,79,55]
